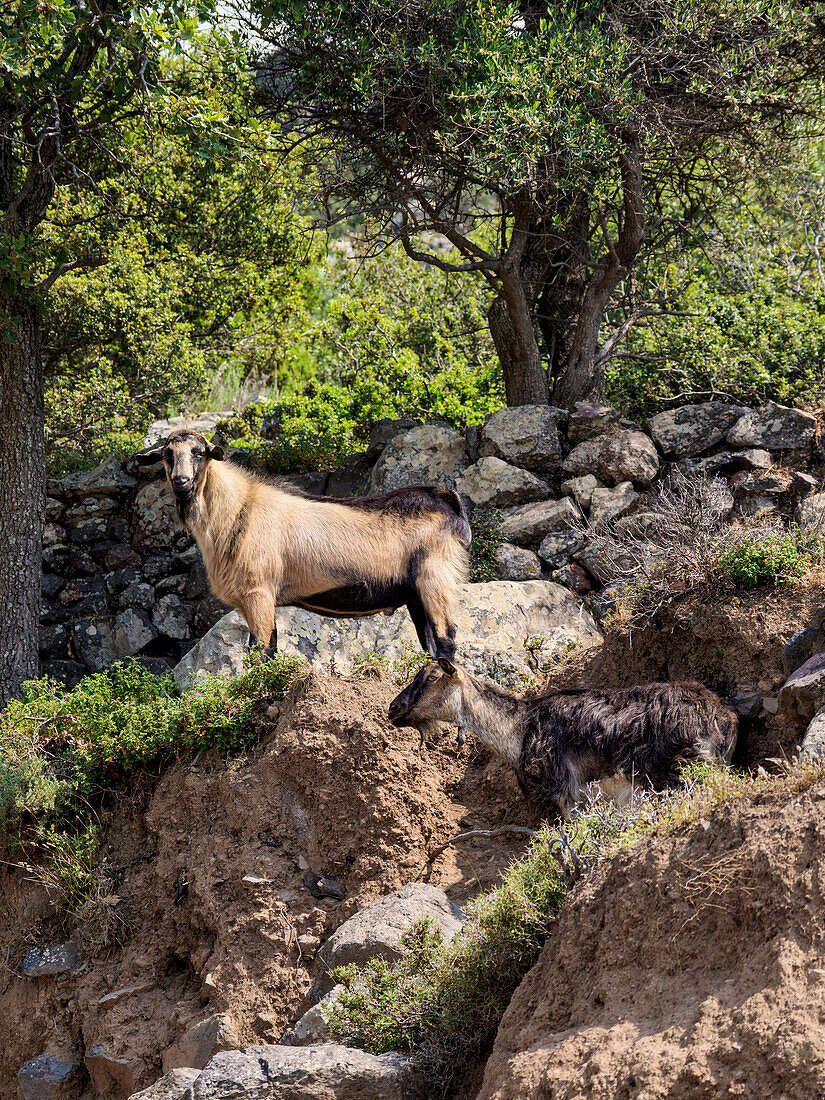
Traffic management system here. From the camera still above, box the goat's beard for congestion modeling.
[174,494,198,533]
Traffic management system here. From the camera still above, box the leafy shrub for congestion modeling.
[469,507,505,582]
[719,529,824,587]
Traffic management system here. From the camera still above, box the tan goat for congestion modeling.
[136,429,470,658]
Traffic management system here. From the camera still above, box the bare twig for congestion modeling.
[428,826,538,859]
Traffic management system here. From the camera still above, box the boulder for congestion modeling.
[64,496,120,522]
[647,402,745,458]
[560,474,599,511]
[478,405,564,472]
[57,577,105,606]
[83,1046,136,1099]
[369,424,468,492]
[66,517,110,545]
[153,594,194,640]
[283,986,344,1047]
[191,1045,421,1100]
[128,1069,201,1100]
[114,609,157,657]
[566,402,619,444]
[677,448,772,477]
[119,582,156,612]
[537,530,587,570]
[72,619,118,672]
[326,454,371,498]
[457,458,550,507]
[501,498,582,548]
[800,707,825,763]
[588,482,639,528]
[16,1053,79,1100]
[562,430,659,487]
[794,472,819,498]
[779,653,825,723]
[783,628,819,677]
[173,581,601,689]
[163,1014,240,1073]
[312,884,464,998]
[48,456,136,498]
[494,543,542,581]
[731,472,792,518]
[727,401,816,452]
[133,481,177,551]
[550,562,592,595]
[366,418,422,460]
[43,523,66,548]
[797,492,825,533]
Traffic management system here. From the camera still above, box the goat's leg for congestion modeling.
[406,596,432,654]
[414,578,457,661]
[241,589,277,661]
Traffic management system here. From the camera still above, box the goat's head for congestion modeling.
[135,429,224,501]
[388,659,466,728]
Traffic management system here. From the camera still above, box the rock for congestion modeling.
[647,402,745,458]
[72,618,118,672]
[366,418,422,460]
[731,471,792,498]
[174,581,601,689]
[48,455,136,498]
[456,457,550,507]
[801,707,825,763]
[797,492,825,533]
[22,943,82,979]
[40,659,86,688]
[164,1014,240,1073]
[46,496,63,520]
[142,555,177,583]
[156,574,189,597]
[733,693,761,719]
[677,448,772,477]
[727,401,816,452]
[588,482,639,528]
[326,454,372,498]
[64,496,120,523]
[128,1068,201,1100]
[369,424,468,492]
[304,871,346,900]
[312,883,465,998]
[17,1053,79,1100]
[567,402,619,444]
[39,622,71,656]
[494,542,542,581]
[42,545,97,577]
[501,498,582,548]
[66,517,110,545]
[105,545,141,571]
[83,1046,136,1099]
[41,574,65,599]
[57,577,105,606]
[779,653,825,723]
[478,405,564,472]
[537,530,587,570]
[550,562,592,595]
[43,523,66,548]
[191,1045,421,1100]
[133,481,177,550]
[114,609,157,657]
[794,472,819,498]
[562,429,659,487]
[783,628,819,676]
[284,986,344,1046]
[194,595,228,634]
[153,594,194,640]
[119,582,156,612]
[560,474,599,511]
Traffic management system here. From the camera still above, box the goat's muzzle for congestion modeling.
[387,702,412,727]
[171,476,194,499]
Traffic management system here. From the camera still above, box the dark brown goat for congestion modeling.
[388,660,738,819]
[136,429,470,659]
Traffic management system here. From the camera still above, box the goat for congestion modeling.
[135,430,470,658]
[388,660,738,819]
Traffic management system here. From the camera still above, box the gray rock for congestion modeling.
[367,418,422,460]
[106,545,141,571]
[153,594,194,640]
[313,884,464,998]
[72,619,118,672]
[562,429,660,487]
[794,472,819,498]
[146,413,224,446]
[537,530,587,570]
[798,492,825,533]
[156,574,190,597]
[133,481,177,550]
[727,401,817,452]
[45,496,63,521]
[67,517,109,545]
[64,496,119,523]
[647,402,745,458]
[494,542,542,581]
[588,482,639,528]
[550,562,592,595]
[731,471,792,497]
[57,577,105,606]
[567,402,619,444]
[194,595,227,634]
[783,628,819,677]
[42,573,64,599]
[501,497,582,548]
[43,523,65,548]
[119,582,156,612]
[285,987,344,1046]
[326,454,372,498]
[114,609,157,657]
[192,1045,421,1100]
[369,424,468,492]
[779,653,825,723]
[164,1014,240,1073]
[48,455,136,498]
[560,474,599,511]
[128,1069,200,1100]
[677,448,772,477]
[174,581,601,689]
[800,706,825,763]
[457,457,550,507]
[84,1046,136,1098]
[733,693,761,719]
[478,405,564,472]
[17,1053,79,1100]
[39,622,71,656]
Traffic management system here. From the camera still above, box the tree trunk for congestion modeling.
[487,272,548,406]
[550,285,609,408]
[0,291,45,706]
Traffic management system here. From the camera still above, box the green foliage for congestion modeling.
[720,528,825,588]
[469,507,504,583]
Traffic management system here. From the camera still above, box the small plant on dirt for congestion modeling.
[390,643,430,685]
[470,506,504,582]
[719,528,825,587]
[351,651,391,680]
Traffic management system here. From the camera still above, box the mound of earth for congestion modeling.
[480,778,825,1100]
[0,674,534,1098]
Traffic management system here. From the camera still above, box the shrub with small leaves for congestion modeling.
[719,529,825,588]
[470,507,504,582]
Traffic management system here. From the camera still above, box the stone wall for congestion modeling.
[39,399,823,684]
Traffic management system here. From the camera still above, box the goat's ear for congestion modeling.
[207,441,225,461]
[438,658,458,677]
[134,445,164,466]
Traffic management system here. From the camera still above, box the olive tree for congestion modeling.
[246,0,825,408]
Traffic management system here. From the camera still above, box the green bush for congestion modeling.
[469,507,504,582]
[720,528,825,588]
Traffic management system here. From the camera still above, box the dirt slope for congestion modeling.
[479,780,825,1100]
[0,674,534,1099]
